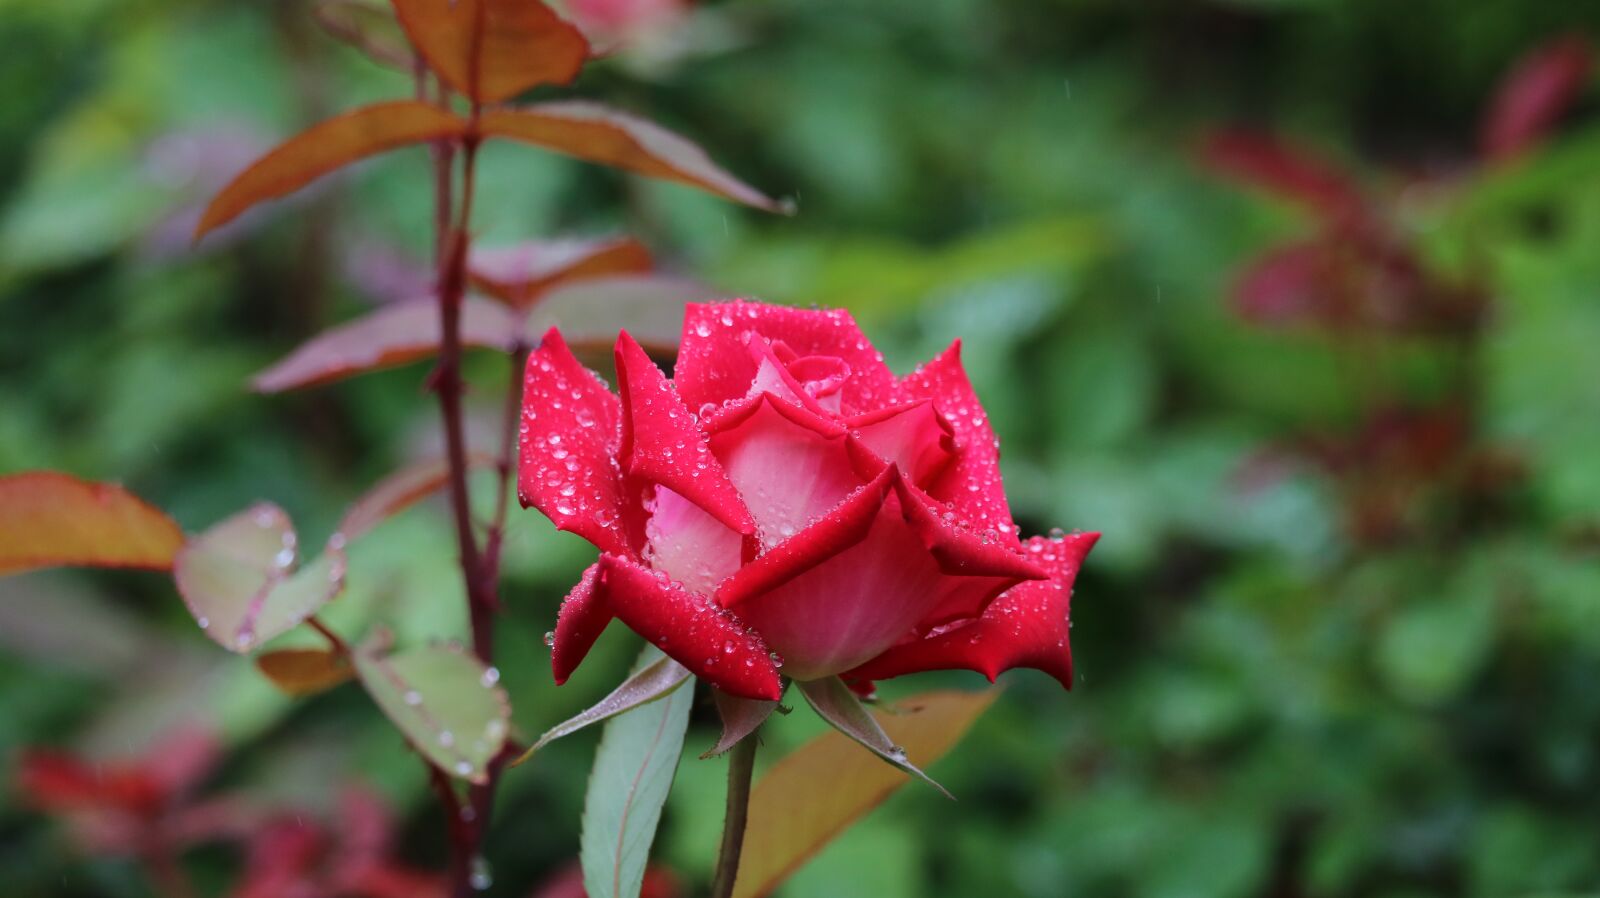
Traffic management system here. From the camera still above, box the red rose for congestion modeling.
[518,300,1097,700]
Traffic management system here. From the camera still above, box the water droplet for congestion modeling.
[439,730,455,748]
[196,616,209,630]
[543,631,556,648]
[768,652,784,669]
[469,856,493,891]
[480,667,501,687]
[234,633,253,650]
[459,804,477,823]
[454,760,473,777]
[404,690,423,706]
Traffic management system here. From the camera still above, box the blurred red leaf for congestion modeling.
[1200,128,1370,227]
[1232,239,1332,327]
[253,297,522,392]
[313,0,415,71]
[16,752,163,815]
[391,0,590,103]
[478,102,790,212]
[1480,34,1593,162]
[0,472,183,575]
[532,862,681,898]
[337,454,494,542]
[195,101,469,240]
[469,236,653,308]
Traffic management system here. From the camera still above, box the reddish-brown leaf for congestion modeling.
[253,297,522,392]
[477,102,790,212]
[313,0,415,71]
[391,0,590,103]
[469,236,653,309]
[256,647,354,696]
[0,472,183,575]
[731,690,996,898]
[335,454,495,543]
[529,274,725,352]
[195,101,468,240]
[1480,34,1593,162]
[1199,129,1369,227]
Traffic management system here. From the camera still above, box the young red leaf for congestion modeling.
[252,297,522,392]
[173,503,346,653]
[313,0,415,71]
[469,236,653,309]
[390,0,590,103]
[256,647,354,696]
[528,274,729,353]
[195,101,469,240]
[731,690,996,898]
[1480,34,1593,162]
[477,102,791,212]
[1199,129,1369,227]
[0,472,183,575]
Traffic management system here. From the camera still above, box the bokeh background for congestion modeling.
[4,0,1600,895]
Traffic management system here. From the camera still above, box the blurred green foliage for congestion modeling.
[3,0,1600,896]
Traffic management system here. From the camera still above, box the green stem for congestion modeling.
[710,734,759,898]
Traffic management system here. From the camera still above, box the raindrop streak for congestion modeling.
[469,856,493,891]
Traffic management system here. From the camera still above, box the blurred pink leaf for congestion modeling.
[1480,34,1593,162]
[469,236,654,309]
[1200,129,1370,227]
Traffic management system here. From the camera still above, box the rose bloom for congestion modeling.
[518,300,1097,700]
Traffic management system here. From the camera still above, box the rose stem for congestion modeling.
[710,735,760,898]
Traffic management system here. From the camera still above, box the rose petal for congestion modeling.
[848,532,1099,688]
[518,328,631,556]
[716,468,1044,681]
[552,563,611,685]
[846,399,956,487]
[896,340,1019,546]
[595,554,781,700]
[706,393,863,548]
[643,485,744,596]
[614,331,754,536]
[675,300,897,416]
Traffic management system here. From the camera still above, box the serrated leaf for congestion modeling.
[515,653,691,765]
[796,677,950,797]
[353,639,511,784]
[529,274,728,353]
[391,0,589,104]
[703,689,778,758]
[0,471,183,575]
[469,236,653,309]
[581,646,693,898]
[732,690,996,898]
[478,102,789,212]
[173,504,346,653]
[256,647,353,696]
[252,297,521,392]
[195,101,469,239]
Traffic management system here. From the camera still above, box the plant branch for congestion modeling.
[710,734,759,898]
[483,343,529,582]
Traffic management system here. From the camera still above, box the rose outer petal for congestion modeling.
[614,331,755,537]
[896,340,1020,547]
[715,466,1046,681]
[518,328,630,556]
[675,300,898,417]
[551,562,610,684]
[848,532,1099,688]
[595,554,782,700]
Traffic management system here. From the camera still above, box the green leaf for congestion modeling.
[514,653,691,765]
[796,677,950,797]
[581,646,694,898]
[173,503,346,653]
[352,637,511,784]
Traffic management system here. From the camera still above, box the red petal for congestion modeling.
[846,399,956,486]
[552,563,612,685]
[675,300,897,416]
[716,468,1044,681]
[596,554,782,700]
[517,328,631,556]
[849,532,1099,688]
[894,341,1021,546]
[614,331,754,536]
[705,393,864,548]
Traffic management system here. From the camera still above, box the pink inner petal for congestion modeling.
[707,396,862,548]
[643,486,744,596]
